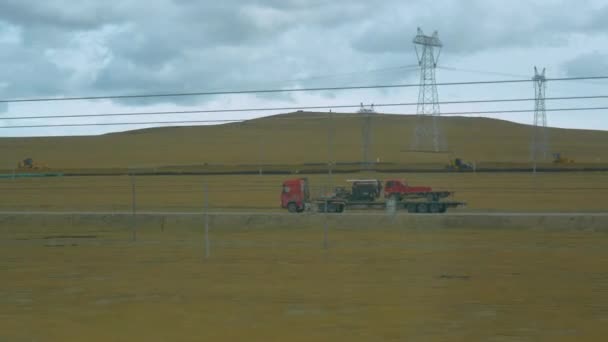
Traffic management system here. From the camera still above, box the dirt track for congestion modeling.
[1,211,608,233]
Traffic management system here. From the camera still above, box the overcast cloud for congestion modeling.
[1,0,608,136]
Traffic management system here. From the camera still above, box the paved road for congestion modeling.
[1,211,607,217]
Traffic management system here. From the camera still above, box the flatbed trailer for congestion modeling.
[388,191,452,202]
[312,198,466,214]
[281,178,466,214]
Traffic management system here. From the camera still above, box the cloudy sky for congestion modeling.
[1,0,608,137]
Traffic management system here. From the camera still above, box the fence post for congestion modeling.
[131,174,137,242]
[203,181,210,259]
[386,197,397,218]
[258,138,264,176]
[323,187,329,250]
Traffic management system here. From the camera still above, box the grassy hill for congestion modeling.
[0,112,607,172]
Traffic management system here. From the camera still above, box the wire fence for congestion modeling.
[0,172,606,215]
[1,171,608,261]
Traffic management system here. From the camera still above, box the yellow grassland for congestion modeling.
[1,172,607,212]
[1,113,607,172]
[1,223,608,341]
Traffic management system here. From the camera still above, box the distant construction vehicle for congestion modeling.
[17,158,48,170]
[553,153,574,164]
[446,158,474,171]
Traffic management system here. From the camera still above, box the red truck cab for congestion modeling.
[281,178,310,212]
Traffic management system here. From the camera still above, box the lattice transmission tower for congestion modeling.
[411,28,445,152]
[531,66,549,166]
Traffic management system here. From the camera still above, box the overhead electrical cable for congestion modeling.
[2,106,608,129]
[1,75,608,104]
[3,95,608,121]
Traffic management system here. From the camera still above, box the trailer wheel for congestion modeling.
[440,206,447,213]
[417,203,429,213]
[287,202,298,213]
[407,204,417,213]
[336,204,345,213]
[430,202,441,213]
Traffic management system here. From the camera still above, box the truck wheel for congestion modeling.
[407,204,417,213]
[417,203,429,213]
[336,205,345,213]
[430,203,441,213]
[287,202,298,213]
[439,205,447,213]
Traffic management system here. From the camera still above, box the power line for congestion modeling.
[275,65,420,84]
[2,76,608,104]
[4,94,608,121]
[440,66,608,87]
[201,65,421,93]
[439,66,528,79]
[2,106,608,129]
[0,119,243,129]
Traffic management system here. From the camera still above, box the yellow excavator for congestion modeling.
[17,158,49,170]
[446,158,474,171]
[553,153,574,164]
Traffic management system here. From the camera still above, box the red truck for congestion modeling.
[281,178,463,214]
[384,179,451,202]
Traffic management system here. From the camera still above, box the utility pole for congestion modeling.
[130,174,137,242]
[258,134,264,176]
[203,181,210,259]
[531,66,549,173]
[411,28,444,152]
[327,109,335,189]
[359,103,375,170]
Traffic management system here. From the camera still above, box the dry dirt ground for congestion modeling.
[1,172,607,212]
[1,222,608,341]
